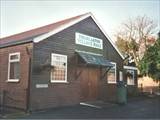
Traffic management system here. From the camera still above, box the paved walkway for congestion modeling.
[1,96,160,119]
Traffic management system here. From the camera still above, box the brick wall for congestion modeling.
[0,43,33,109]
[138,76,159,93]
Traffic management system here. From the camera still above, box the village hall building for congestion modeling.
[0,13,137,111]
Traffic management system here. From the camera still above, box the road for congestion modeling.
[1,96,160,119]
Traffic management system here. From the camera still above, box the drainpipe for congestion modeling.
[0,90,5,116]
[26,57,31,113]
[26,45,32,113]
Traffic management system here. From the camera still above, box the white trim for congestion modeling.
[50,81,69,83]
[124,66,138,70]
[33,13,124,59]
[50,53,68,83]
[33,14,91,43]
[89,13,124,59]
[9,52,20,62]
[75,49,102,56]
[7,52,20,82]
[6,79,19,82]
[107,62,117,84]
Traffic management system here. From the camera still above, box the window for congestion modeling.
[51,53,67,83]
[127,70,134,85]
[107,62,116,84]
[8,52,20,82]
[119,71,123,81]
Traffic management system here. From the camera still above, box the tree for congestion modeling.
[115,15,157,66]
[139,32,160,82]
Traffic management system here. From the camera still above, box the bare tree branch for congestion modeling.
[115,15,157,67]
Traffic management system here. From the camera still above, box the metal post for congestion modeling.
[140,84,143,93]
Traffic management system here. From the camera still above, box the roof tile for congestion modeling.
[0,13,88,45]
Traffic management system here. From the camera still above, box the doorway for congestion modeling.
[79,67,100,102]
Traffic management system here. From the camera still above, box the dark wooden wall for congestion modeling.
[30,17,124,110]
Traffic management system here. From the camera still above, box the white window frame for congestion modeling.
[50,53,68,83]
[7,52,20,82]
[119,71,123,81]
[107,62,117,84]
[127,69,135,85]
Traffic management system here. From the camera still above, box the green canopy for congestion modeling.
[77,51,114,68]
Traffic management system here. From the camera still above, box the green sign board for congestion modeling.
[75,33,103,50]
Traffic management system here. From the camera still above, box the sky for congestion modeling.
[0,0,160,41]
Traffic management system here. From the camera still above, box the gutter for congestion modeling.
[0,39,33,48]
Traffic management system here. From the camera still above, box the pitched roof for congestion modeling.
[0,13,88,45]
[0,12,124,59]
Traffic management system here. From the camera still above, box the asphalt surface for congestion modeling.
[1,96,160,119]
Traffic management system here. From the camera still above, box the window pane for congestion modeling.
[127,70,134,85]
[51,66,66,81]
[10,54,19,60]
[108,68,116,83]
[9,62,20,79]
[52,55,66,62]
[51,54,67,82]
